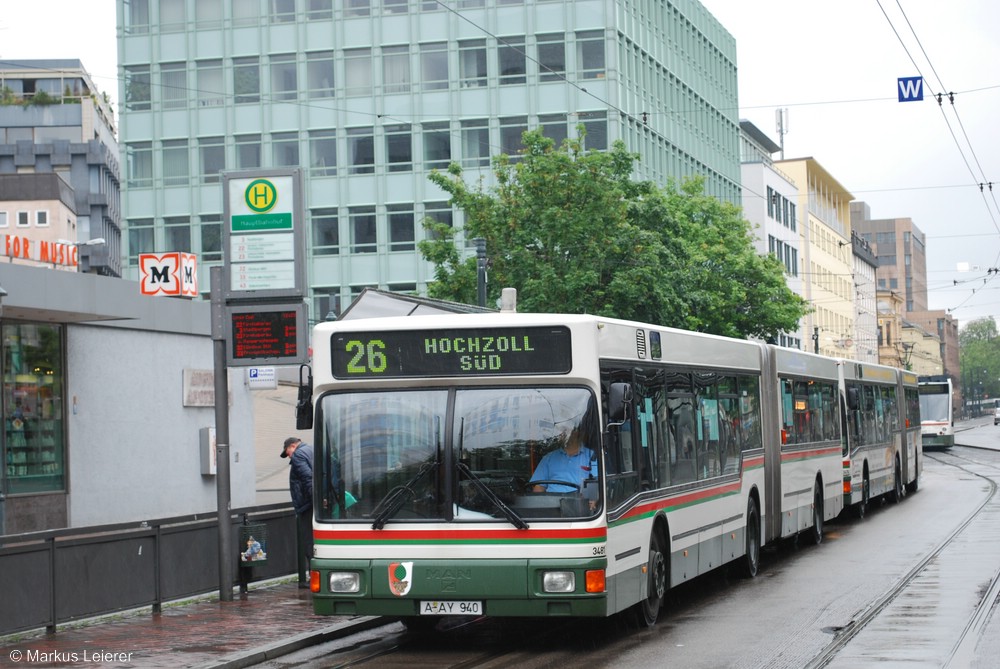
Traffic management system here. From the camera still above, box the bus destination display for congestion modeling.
[231,309,298,360]
[331,326,572,378]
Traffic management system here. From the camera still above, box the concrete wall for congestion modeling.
[65,325,256,526]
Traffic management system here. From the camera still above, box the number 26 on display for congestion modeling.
[345,339,387,374]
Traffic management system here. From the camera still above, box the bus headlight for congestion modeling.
[542,571,576,593]
[328,572,361,593]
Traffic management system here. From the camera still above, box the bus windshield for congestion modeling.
[315,386,600,524]
[918,392,951,423]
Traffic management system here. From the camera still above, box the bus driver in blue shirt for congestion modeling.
[530,425,597,493]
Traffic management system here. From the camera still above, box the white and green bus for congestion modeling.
[301,312,865,626]
[840,363,922,518]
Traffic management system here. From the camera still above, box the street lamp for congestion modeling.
[54,238,107,272]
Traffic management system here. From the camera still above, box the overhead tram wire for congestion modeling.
[876,0,1000,238]
[877,0,1000,316]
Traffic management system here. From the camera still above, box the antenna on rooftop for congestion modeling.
[775,108,789,159]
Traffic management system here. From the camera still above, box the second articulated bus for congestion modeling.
[300,311,916,627]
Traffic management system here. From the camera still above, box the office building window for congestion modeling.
[3,322,66,494]
[125,65,151,111]
[345,0,370,16]
[537,33,565,82]
[270,0,296,23]
[577,30,605,79]
[195,0,223,28]
[235,134,262,169]
[125,0,150,34]
[461,120,490,167]
[388,204,415,251]
[160,62,188,110]
[345,49,372,97]
[162,139,189,186]
[423,122,451,169]
[539,113,567,146]
[459,0,484,6]
[458,40,487,87]
[579,111,607,150]
[384,0,408,14]
[0,212,6,227]
[423,201,453,238]
[200,215,222,261]
[311,208,339,256]
[385,125,413,172]
[35,211,48,227]
[199,136,225,183]
[420,42,449,91]
[500,116,528,159]
[127,142,153,188]
[196,60,224,107]
[160,0,185,32]
[347,127,375,174]
[270,54,298,101]
[164,216,191,252]
[498,37,526,85]
[350,206,377,253]
[128,218,154,264]
[271,132,300,167]
[309,130,337,176]
[306,0,333,19]
[233,57,260,104]
[383,45,411,94]
[306,51,335,98]
[233,0,259,25]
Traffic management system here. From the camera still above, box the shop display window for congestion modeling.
[3,323,65,494]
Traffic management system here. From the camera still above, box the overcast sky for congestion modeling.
[1,1,998,327]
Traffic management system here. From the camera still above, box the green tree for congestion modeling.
[959,317,1000,399]
[421,130,808,340]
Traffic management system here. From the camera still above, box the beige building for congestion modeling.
[901,320,944,376]
[0,173,80,271]
[777,158,856,358]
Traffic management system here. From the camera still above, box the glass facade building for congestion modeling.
[117,0,740,316]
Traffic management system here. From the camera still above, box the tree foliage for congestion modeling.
[420,130,809,341]
[959,317,1000,399]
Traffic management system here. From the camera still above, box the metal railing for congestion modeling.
[0,503,296,637]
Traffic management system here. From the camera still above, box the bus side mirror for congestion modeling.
[847,387,859,411]
[295,364,313,430]
[608,382,631,426]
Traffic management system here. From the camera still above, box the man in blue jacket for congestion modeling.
[281,437,313,586]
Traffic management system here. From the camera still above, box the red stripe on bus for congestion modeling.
[314,527,607,542]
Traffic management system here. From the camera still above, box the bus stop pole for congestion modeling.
[210,266,234,601]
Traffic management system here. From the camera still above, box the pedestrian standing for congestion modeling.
[281,437,313,586]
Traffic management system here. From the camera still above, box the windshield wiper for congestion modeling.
[370,460,438,530]
[456,462,529,530]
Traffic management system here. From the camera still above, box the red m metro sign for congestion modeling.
[139,252,199,296]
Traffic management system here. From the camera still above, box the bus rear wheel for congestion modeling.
[890,459,904,504]
[740,496,761,578]
[808,481,824,545]
[854,470,870,519]
[636,530,667,627]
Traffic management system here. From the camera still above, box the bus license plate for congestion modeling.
[419,600,482,616]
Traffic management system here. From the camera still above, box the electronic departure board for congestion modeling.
[226,304,308,366]
[330,326,572,378]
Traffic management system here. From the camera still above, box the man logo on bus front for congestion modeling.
[389,561,413,596]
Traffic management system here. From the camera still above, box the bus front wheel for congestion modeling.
[635,530,667,627]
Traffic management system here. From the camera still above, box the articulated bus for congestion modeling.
[300,311,915,626]
[917,376,955,449]
[840,363,921,517]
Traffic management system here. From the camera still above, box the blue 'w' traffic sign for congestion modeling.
[898,76,923,102]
